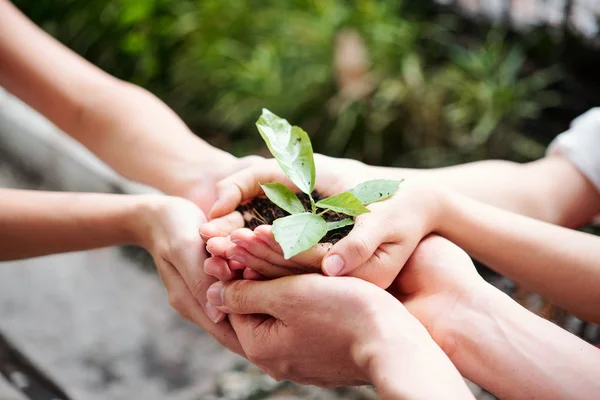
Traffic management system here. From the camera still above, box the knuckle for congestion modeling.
[189,277,206,301]
[350,235,374,260]
[226,281,250,309]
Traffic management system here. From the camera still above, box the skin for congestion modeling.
[203,164,600,323]
[205,272,474,399]
[209,236,600,399]
[0,0,259,355]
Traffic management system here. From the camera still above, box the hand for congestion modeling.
[199,155,387,282]
[203,182,442,288]
[388,235,488,353]
[205,274,471,398]
[134,195,244,355]
[172,151,263,215]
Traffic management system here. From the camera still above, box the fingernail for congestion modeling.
[207,281,225,307]
[323,255,344,276]
[205,302,225,323]
[230,239,248,250]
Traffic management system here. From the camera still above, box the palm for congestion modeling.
[387,236,484,347]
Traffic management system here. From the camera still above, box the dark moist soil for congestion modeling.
[235,191,352,244]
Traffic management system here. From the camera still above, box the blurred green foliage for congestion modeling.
[14,0,561,167]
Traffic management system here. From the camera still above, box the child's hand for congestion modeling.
[203,181,445,289]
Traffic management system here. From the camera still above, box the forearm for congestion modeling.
[366,330,474,399]
[0,1,231,196]
[435,190,600,322]
[448,286,600,399]
[0,189,146,260]
[368,157,600,227]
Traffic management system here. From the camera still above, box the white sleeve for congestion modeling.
[547,108,600,193]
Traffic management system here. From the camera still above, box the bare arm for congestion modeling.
[448,285,600,399]
[0,189,144,260]
[369,156,600,227]
[0,0,235,202]
[435,189,600,322]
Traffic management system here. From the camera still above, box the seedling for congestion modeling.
[255,109,402,259]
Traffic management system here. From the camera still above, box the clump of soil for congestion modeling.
[235,191,352,244]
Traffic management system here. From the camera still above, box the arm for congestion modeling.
[367,156,600,228]
[448,285,600,400]
[0,189,142,260]
[435,189,600,323]
[391,236,600,400]
[366,339,474,400]
[0,0,235,205]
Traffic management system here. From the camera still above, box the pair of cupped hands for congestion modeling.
[142,154,485,388]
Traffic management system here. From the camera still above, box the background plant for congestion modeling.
[14,0,576,167]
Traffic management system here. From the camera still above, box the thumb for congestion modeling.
[207,279,276,315]
[321,214,387,277]
[209,160,293,219]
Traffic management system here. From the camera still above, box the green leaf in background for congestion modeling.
[272,213,327,260]
[326,218,354,232]
[349,179,404,205]
[261,183,305,215]
[256,109,316,195]
[316,192,370,217]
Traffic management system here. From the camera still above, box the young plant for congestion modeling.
[256,109,402,259]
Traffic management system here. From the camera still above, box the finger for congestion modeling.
[207,279,285,314]
[210,160,294,218]
[200,211,245,239]
[206,236,234,258]
[346,242,410,289]
[253,225,329,269]
[204,256,236,282]
[231,228,305,269]
[226,245,295,278]
[228,259,247,271]
[321,213,389,277]
[243,268,265,280]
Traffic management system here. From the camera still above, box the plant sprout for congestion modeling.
[256,109,402,259]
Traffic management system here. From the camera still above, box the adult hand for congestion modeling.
[387,235,487,353]
[200,155,376,280]
[205,274,473,398]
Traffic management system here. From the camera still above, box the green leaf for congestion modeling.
[349,179,404,205]
[272,213,327,259]
[256,109,316,195]
[327,218,354,232]
[261,183,305,215]
[316,192,370,217]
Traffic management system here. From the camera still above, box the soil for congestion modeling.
[235,191,352,244]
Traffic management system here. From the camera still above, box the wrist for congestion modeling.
[363,326,470,400]
[440,282,508,363]
[126,194,166,250]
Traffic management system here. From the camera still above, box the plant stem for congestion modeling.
[309,195,317,214]
[318,209,330,216]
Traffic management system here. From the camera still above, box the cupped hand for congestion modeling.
[388,235,488,355]
[204,182,443,289]
[135,195,244,355]
[175,153,264,215]
[204,273,433,388]
[199,155,381,281]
